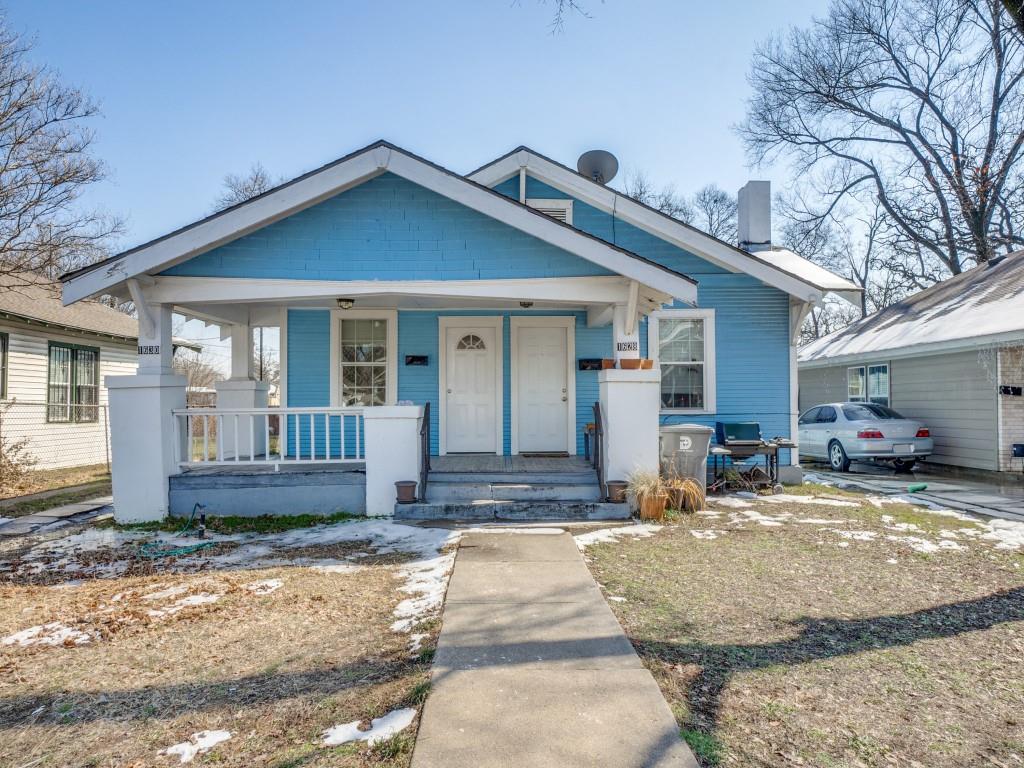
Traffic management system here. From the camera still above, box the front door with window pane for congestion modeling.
[339,318,388,406]
[444,326,498,453]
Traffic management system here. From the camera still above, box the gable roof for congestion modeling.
[0,271,139,341]
[799,250,1024,367]
[0,272,203,351]
[60,141,698,307]
[468,147,862,304]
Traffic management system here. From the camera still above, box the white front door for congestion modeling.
[515,324,570,453]
[444,325,499,453]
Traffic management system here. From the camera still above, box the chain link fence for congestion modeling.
[0,401,111,482]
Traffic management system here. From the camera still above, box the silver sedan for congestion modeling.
[798,402,934,472]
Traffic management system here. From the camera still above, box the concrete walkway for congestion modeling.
[412,530,697,768]
[0,496,112,538]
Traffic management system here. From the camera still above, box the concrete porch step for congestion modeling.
[427,471,598,484]
[394,500,629,522]
[425,479,602,503]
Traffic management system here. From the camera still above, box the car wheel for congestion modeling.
[828,440,851,472]
[893,458,916,473]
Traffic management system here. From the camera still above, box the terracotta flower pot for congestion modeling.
[619,358,642,370]
[606,480,628,503]
[638,491,668,521]
[395,480,418,504]
[640,358,654,370]
[601,359,616,369]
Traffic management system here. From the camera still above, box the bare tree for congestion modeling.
[1002,0,1024,37]
[173,350,223,392]
[214,163,275,211]
[690,184,738,242]
[741,0,1024,276]
[622,169,694,222]
[0,20,118,287]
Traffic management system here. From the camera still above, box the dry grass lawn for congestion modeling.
[0,521,449,767]
[584,485,1024,767]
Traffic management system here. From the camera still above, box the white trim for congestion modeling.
[438,316,504,456]
[647,308,717,415]
[279,307,288,407]
[64,142,697,307]
[329,309,399,408]
[469,150,837,303]
[526,198,573,225]
[510,316,577,455]
[145,275,671,311]
[996,348,1004,471]
[799,328,1024,369]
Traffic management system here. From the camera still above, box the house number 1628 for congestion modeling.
[616,341,639,352]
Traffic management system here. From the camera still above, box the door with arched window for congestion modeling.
[441,319,501,454]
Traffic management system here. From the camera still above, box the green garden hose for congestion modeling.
[139,503,217,559]
[907,483,928,493]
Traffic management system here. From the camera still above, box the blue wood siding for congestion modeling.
[285,309,362,459]
[163,173,613,281]
[287,308,609,456]
[496,174,794,455]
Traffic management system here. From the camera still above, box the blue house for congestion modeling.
[60,141,858,523]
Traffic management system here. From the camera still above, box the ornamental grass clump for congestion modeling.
[627,469,668,521]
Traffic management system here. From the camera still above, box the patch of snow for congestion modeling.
[794,518,840,525]
[160,730,232,763]
[759,494,859,508]
[885,535,965,553]
[837,541,850,548]
[886,558,898,564]
[322,708,417,747]
[2,621,92,647]
[391,553,456,633]
[245,578,283,595]
[831,529,878,541]
[408,633,428,655]
[730,509,788,527]
[690,530,722,540]
[983,519,1024,550]
[147,593,221,618]
[573,524,661,550]
[706,497,752,509]
[607,595,627,602]
[143,584,190,601]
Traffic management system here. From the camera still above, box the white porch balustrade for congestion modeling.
[174,406,366,467]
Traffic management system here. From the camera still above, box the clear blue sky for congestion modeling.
[5,0,828,369]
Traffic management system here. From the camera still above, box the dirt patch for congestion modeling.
[1,463,110,502]
[582,491,1024,767]
[0,520,456,766]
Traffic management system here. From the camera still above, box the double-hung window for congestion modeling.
[0,332,7,399]
[847,363,889,406]
[334,311,397,407]
[648,309,716,413]
[47,342,99,423]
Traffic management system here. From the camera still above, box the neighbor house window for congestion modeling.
[848,363,889,406]
[847,366,866,402]
[334,312,397,408]
[47,342,99,423]
[648,309,716,412]
[867,363,890,406]
[0,332,7,399]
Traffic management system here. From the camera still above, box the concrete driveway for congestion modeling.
[805,462,1024,522]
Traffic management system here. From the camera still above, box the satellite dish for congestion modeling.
[577,150,619,185]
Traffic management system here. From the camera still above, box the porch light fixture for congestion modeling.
[519,301,534,308]
[336,298,355,310]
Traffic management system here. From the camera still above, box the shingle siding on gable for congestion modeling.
[162,173,614,281]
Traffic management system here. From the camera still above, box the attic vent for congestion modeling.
[526,198,573,225]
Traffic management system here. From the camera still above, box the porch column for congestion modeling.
[612,304,641,364]
[363,405,423,516]
[598,368,661,492]
[216,323,269,458]
[107,303,186,523]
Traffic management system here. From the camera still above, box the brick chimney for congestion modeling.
[737,180,771,252]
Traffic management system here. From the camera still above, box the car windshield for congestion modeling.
[843,403,905,420]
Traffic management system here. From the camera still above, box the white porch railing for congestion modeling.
[173,407,365,467]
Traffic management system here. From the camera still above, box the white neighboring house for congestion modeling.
[799,251,1024,474]
[0,273,197,471]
